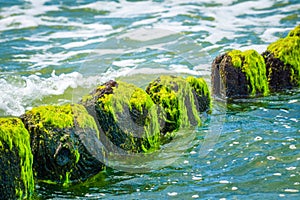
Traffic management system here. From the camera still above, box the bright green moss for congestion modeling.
[74,149,80,163]
[228,49,270,96]
[0,118,34,199]
[98,82,126,121]
[81,93,93,103]
[71,104,100,138]
[98,81,161,152]
[24,104,100,184]
[130,88,154,112]
[26,104,74,129]
[25,104,98,133]
[186,76,210,97]
[147,75,201,133]
[147,77,180,131]
[267,25,300,86]
[62,170,72,187]
[186,76,212,111]
[288,25,300,37]
[99,82,152,120]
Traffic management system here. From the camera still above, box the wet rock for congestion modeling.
[21,104,104,185]
[0,118,34,200]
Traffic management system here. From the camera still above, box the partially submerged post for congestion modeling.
[262,25,300,91]
[146,75,211,142]
[0,118,34,200]
[211,25,300,100]
[211,49,269,99]
[82,80,161,153]
[21,104,104,185]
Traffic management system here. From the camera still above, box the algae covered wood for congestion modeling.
[82,80,161,153]
[146,75,210,142]
[0,118,34,200]
[212,25,300,100]
[262,25,300,91]
[212,49,269,99]
[186,76,212,113]
[21,104,104,184]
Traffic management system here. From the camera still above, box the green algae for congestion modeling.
[74,149,80,163]
[267,25,300,86]
[130,88,154,112]
[147,75,201,137]
[26,104,74,129]
[23,104,101,185]
[228,49,270,96]
[97,81,161,152]
[62,171,72,187]
[0,118,34,199]
[71,104,100,138]
[25,103,98,134]
[186,76,212,112]
[98,82,155,120]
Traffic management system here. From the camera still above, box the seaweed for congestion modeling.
[266,25,300,87]
[21,104,103,185]
[146,75,202,142]
[84,81,161,153]
[0,118,34,199]
[228,49,269,96]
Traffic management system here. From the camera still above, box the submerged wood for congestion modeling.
[146,75,211,142]
[21,104,104,184]
[0,118,34,200]
[81,80,161,153]
[212,25,299,99]
[212,49,269,99]
[262,25,300,91]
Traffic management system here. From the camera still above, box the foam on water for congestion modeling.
[0,71,84,116]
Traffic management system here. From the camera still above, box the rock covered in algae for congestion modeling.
[21,104,104,184]
[262,25,300,91]
[212,49,269,99]
[146,75,207,141]
[82,80,161,153]
[0,117,34,200]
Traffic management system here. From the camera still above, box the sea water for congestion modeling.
[0,0,299,199]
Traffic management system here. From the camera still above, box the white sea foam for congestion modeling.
[112,59,146,68]
[0,71,103,116]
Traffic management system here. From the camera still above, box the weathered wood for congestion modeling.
[0,118,34,200]
[212,49,270,99]
[262,25,300,91]
[21,104,104,184]
[212,25,300,99]
[81,80,161,153]
[146,75,210,142]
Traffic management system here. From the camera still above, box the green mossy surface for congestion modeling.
[26,104,74,129]
[267,25,300,86]
[228,49,270,96]
[23,104,100,185]
[25,104,98,135]
[97,81,161,152]
[71,104,100,138]
[0,117,34,199]
[186,76,212,112]
[146,75,201,138]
